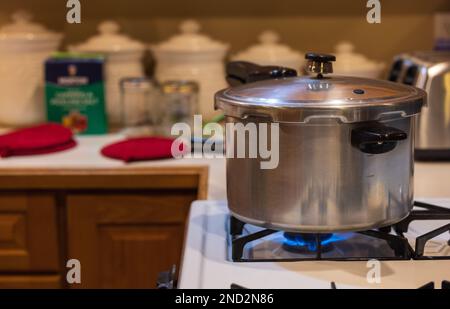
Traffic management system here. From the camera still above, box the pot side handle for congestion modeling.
[226,61,297,86]
[351,125,407,154]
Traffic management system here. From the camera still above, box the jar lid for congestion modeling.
[72,21,144,53]
[232,31,303,68]
[161,80,199,94]
[0,11,62,45]
[332,41,384,75]
[215,56,425,123]
[120,77,155,91]
[152,20,228,53]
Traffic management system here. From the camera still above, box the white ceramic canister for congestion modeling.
[232,30,304,72]
[0,11,62,127]
[332,41,385,78]
[70,21,145,128]
[150,20,229,121]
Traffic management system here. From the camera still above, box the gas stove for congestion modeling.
[178,200,450,289]
[230,201,450,262]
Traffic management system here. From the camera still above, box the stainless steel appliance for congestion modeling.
[215,53,426,233]
[388,51,450,160]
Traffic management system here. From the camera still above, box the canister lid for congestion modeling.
[231,31,303,70]
[72,21,144,53]
[0,11,62,50]
[151,20,228,53]
[332,41,384,78]
[215,56,426,123]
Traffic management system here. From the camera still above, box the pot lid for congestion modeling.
[333,41,384,74]
[232,31,303,67]
[215,54,425,123]
[72,21,144,53]
[152,20,228,53]
[0,11,61,42]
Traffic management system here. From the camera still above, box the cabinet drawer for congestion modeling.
[0,195,59,272]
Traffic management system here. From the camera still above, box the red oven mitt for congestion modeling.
[101,137,187,163]
[0,123,77,158]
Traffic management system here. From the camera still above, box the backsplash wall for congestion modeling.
[0,0,449,67]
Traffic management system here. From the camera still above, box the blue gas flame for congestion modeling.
[283,233,351,251]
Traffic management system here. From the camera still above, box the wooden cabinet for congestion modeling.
[67,193,194,288]
[0,167,208,289]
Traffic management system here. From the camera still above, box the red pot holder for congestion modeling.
[101,137,187,163]
[0,123,77,158]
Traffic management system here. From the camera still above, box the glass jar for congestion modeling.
[119,77,157,136]
[158,80,199,136]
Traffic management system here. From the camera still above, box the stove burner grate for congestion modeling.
[230,201,450,262]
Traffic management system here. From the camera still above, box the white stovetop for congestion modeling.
[179,200,450,289]
[0,134,450,200]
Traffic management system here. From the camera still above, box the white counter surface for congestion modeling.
[0,134,449,199]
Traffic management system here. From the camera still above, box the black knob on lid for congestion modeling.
[305,52,336,77]
[305,53,336,62]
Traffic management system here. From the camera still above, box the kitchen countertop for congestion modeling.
[0,134,226,200]
[0,134,449,199]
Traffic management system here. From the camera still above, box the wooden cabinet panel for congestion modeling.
[0,195,59,272]
[67,192,196,288]
[0,214,26,250]
[98,225,183,288]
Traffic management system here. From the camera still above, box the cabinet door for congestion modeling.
[0,194,59,272]
[67,192,195,288]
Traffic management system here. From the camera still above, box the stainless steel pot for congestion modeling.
[215,53,426,232]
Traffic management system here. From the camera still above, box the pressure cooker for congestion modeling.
[215,53,426,232]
